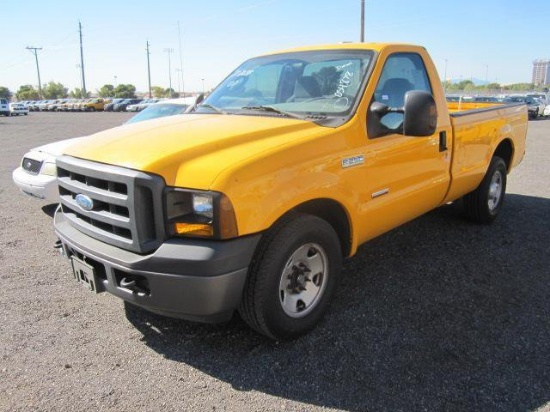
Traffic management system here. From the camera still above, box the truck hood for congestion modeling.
[64,114,324,188]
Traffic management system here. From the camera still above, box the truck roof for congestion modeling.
[260,42,425,56]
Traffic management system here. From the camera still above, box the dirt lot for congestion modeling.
[0,112,548,412]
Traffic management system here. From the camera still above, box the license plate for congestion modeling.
[71,257,100,293]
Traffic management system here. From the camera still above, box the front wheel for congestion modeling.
[463,156,507,224]
[239,213,342,340]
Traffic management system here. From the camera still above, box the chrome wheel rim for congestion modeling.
[488,170,503,211]
[278,243,328,318]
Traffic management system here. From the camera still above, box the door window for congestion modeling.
[372,53,432,132]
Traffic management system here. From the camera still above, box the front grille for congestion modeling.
[57,155,166,254]
[22,158,42,175]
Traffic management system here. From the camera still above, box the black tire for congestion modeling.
[238,213,342,340]
[463,156,507,224]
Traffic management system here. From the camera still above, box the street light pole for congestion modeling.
[78,21,87,97]
[164,48,174,97]
[360,0,365,42]
[26,46,43,98]
[146,41,152,98]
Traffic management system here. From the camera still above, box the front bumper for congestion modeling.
[12,167,58,200]
[54,211,261,322]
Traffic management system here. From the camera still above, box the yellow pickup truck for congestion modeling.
[54,43,527,340]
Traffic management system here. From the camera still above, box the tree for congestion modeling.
[0,86,12,100]
[98,84,114,98]
[113,84,136,98]
[16,85,40,101]
[42,81,68,99]
[457,80,474,90]
[151,86,166,98]
[151,86,178,98]
[70,88,91,98]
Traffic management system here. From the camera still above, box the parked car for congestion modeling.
[127,98,160,112]
[51,43,527,340]
[47,99,67,111]
[12,137,84,200]
[504,96,539,119]
[81,98,109,112]
[126,98,189,124]
[0,98,9,116]
[58,99,76,111]
[533,98,546,117]
[113,98,143,112]
[472,96,499,103]
[37,100,56,111]
[9,102,29,116]
[12,99,190,201]
[104,98,125,112]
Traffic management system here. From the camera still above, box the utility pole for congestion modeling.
[79,21,87,97]
[177,21,185,97]
[146,41,152,98]
[26,47,43,98]
[360,0,365,42]
[164,48,174,97]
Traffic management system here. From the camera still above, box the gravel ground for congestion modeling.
[0,112,548,412]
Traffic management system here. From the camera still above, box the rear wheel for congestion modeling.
[463,156,507,224]
[239,213,342,340]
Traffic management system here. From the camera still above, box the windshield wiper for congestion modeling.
[198,103,228,115]
[241,105,307,120]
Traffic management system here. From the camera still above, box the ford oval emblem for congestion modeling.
[75,194,94,211]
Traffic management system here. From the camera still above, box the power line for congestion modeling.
[26,46,43,98]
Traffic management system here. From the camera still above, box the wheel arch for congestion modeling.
[493,138,514,172]
[286,198,353,258]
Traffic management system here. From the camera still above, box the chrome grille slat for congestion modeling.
[59,195,131,227]
[63,211,133,244]
[56,155,166,254]
[58,177,128,206]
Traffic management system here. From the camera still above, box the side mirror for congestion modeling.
[367,101,393,138]
[403,91,437,136]
[185,93,205,113]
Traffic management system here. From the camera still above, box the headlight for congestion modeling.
[41,161,57,176]
[165,188,238,239]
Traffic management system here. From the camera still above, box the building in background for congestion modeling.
[532,60,550,85]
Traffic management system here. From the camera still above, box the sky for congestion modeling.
[1,0,548,96]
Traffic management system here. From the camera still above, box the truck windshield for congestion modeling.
[201,49,374,124]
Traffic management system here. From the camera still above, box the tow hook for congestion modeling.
[54,239,65,256]
[120,277,147,295]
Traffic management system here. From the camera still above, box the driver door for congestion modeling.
[361,52,450,239]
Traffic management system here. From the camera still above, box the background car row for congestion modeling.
[16,97,174,113]
[445,92,549,119]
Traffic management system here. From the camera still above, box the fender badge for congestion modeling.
[75,194,94,211]
[342,155,365,169]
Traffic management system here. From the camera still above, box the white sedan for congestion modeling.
[12,137,84,200]
[12,96,199,201]
[9,102,29,116]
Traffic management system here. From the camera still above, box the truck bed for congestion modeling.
[443,102,527,203]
